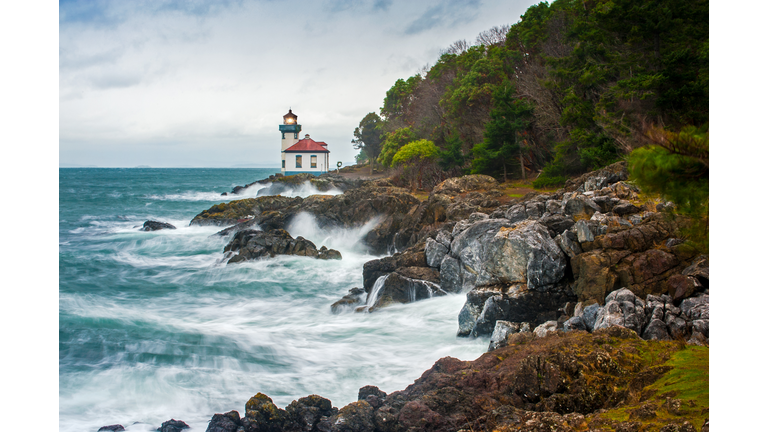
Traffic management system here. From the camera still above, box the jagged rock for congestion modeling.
[539,214,575,236]
[533,320,559,337]
[424,237,448,268]
[243,393,287,432]
[366,268,444,310]
[581,303,601,332]
[555,230,583,259]
[435,230,452,248]
[458,283,575,338]
[224,229,341,263]
[362,247,427,292]
[489,320,523,351]
[283,395,336,432]
[613,200,642,216]
[438,255,462,294]
[98,425,125,432]
[141,220,176,231]
[450,219,567,292]
[205,411,241,432]
[563,196,601,218]
[593,288,646,334]
[157,419,190,432]
[451,212,491,237]
[642,318,672,340]
[327,400,374,432]
[563,316,586,332]
[680,294,709,320]
[574,219,594,242]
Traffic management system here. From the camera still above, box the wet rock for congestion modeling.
[243,393,287,432]
[224,229,341,263]
[98,425,125,432]
[157,419,190,432]
[367,268,444,310]
[284,395,336,432]
[205,411,241,432]
[141,220,176,231]
[362,248,427,292]
[328,400,374,432]
[330,288,366,314]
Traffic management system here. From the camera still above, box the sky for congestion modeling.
[59,0,542,168]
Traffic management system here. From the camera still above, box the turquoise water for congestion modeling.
[59,168,487,432]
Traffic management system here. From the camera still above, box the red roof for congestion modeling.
[284,138,330,153]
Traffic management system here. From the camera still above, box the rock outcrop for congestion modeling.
[224,229,341,264]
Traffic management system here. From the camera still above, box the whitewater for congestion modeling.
[59,168,488,432]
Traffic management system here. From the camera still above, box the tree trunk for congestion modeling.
[503,161,507,183]
[520,148,526,181]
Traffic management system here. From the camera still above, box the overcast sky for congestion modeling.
[59,0,541,167]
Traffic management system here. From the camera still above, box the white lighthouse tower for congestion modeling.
[279,109,301,174]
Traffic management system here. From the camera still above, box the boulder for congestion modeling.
[98,426,125,432]
[450,219,567,292]
[563,316,586,332]
[243,393,287,432]
[488,320,523,351]
[593,288,646,334]
[365,268,444,310]
[205,411,241,432]
[327,400,374,432]
[424,237,448,268]
[157,419,190,432]
[283,395,336,432]
[533,320,558,337]
[141,220,176,231]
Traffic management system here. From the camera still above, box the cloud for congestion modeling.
[372,0,393,12]
[403,0,482,35]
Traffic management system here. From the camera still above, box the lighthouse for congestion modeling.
[279,109,330,176]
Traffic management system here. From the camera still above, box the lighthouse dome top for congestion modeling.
[283,109,298,125]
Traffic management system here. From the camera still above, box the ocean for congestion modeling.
[59,168,488,432]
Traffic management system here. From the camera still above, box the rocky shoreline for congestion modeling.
[103,165,708,431]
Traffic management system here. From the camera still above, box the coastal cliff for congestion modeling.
[180,165,708,432]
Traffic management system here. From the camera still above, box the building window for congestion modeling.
[295,155,302,168]
[282,160,285,168]
[294,132,298,139]
[311,155,317,168]
[282,132,285,139]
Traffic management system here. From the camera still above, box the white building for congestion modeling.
[279,109,330,176]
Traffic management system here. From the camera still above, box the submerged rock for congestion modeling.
[98,426,125,432]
